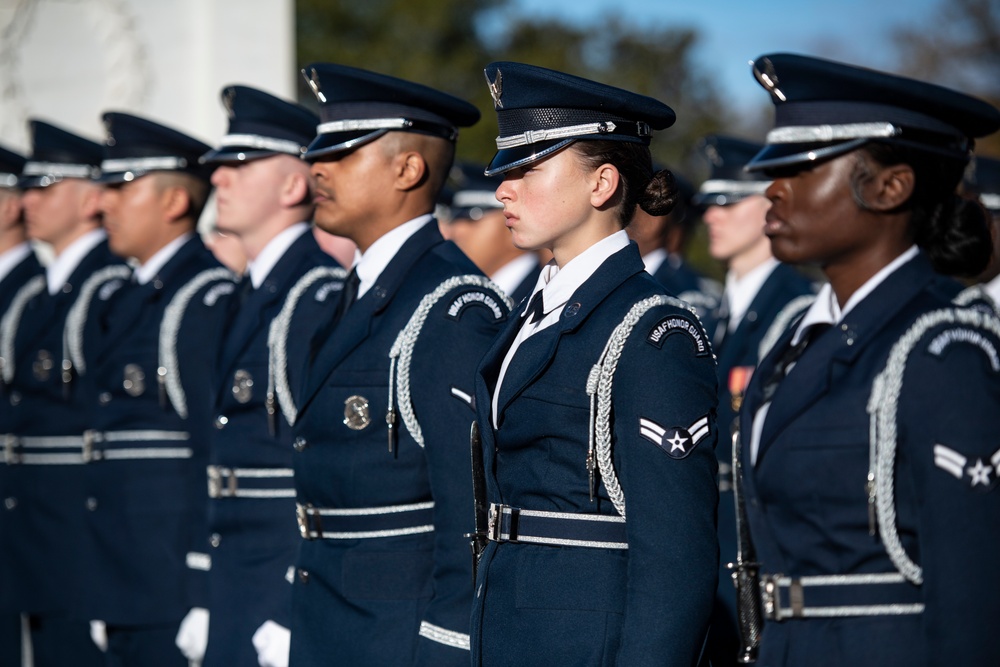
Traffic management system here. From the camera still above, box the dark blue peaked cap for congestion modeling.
[747,53,1000,172]
[201,84,319,164]
[20,120,102,189]
[0,144,26,188]
[483,61,676,176]
[967,156,1000,214]
[100,112,213,184]
[300,62,480,161]
[693,135,769,207]
[446,163,503,221]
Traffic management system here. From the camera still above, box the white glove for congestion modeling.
[175,607,210,663]
[89,620,107,652]
[252,620,291,667]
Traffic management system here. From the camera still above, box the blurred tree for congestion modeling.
[295,1,731,169]
[891,0,1000,155]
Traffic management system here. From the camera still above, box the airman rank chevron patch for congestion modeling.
[639,415,710,459]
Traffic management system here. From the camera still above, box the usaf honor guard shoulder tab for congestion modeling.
[645,312,711,357]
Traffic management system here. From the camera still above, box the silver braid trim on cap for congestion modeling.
[766,122,900,145]
[866,306,1000,585]
[389,275,513,448]
[159,268,236,418]
[758,294,817,363]
[698,180,770,196]
[0,275,45,383]
[22,161,97,178]
[587,295,704,518]
[451,191,503,209]
[219,134,304,155]
[267,266,347,426]
[63,265,131,375]
[101,156,188,173]
[496,121,619,149]
[317,118,411,134]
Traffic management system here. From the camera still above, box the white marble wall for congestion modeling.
[0,0,296,150]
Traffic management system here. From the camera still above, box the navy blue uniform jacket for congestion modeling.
[470,243,720,667]
[739,252,1000,667]
[82,236,233,625]
[288,222,509,667]
[0,240,124,615]
[203,231,339,667]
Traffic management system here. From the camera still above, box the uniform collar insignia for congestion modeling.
[486,68,503,109]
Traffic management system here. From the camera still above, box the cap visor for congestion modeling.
[485,139,575,176]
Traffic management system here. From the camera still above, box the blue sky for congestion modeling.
[509,0,941,116]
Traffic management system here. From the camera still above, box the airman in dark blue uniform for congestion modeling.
[966,156,1000,307]
[80,112,236,667]
[441,164,543,305]
[287,63,510,667]
[469,62,719,667]
[174,84,343,667]
[733,53,1000,667]
[0,121,119,667]
[693,135,815,666]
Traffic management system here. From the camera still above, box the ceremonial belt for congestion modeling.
[296,500,435,540]
[207,465,295,499]
[2,430,191,465]
[487,503,628,549]
[760,572,925,621]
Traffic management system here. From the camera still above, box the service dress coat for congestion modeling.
[470,242,720,667]
[739,252,1000,667]
[288,222,509,667]
[202,231,341,666]
[81,236,234,627]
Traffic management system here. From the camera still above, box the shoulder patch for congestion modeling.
[639,415,711,459]
[203,281,236,307]
[646,314,710,356]
[445,289,505,321]
[98,278,127,301]
[926,327,1000,371]
[314,280,343,302]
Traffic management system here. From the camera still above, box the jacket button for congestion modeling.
[9,392,20,406]
[86,497,98,511]
[215,416,228,429]
[3,497,16,510]
[293,437,307,452]
[99,392,112,406]
[298,568,309,584]
[210,533,222,548]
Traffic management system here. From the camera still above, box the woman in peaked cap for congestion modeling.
[469,62,720,666]
[734,53,1000,667]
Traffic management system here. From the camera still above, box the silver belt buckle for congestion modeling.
[207,466,221,498]
[761,574,781,621]
[3,434,18,465]
[82,430,99,463]
[297,503,318,540]
[487,504,501,541]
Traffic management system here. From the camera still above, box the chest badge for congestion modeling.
[343,395,371,431]
[123,363,146,396]
[232,369,254,404]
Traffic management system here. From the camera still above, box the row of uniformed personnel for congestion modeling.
[1,51,999,667]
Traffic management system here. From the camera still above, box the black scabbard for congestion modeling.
[729,431,764,663]
[467,420,489,583]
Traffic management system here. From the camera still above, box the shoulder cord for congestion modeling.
[952,284,997,311]
[866,306,1000,584]
[388,275,512,451]
[62,265,132,376]
[757,294,817,363]
[267,266,347,426]
[586,294,703,518]
[0,275,46,384]
[159,267,236,418]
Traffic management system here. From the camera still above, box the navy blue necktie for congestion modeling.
[761,323,830,402]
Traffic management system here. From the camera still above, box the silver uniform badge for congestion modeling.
[123,363,145,397]
[486,68,503,108]
[232,369,253,404]
[32,350,54,381]
[343,395,371,431]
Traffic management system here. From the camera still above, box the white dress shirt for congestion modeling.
[46,228,106,295]
[491,253,539,298]
[491,230,629,427]
[246,223,309,288]
[133,232,194,285]
[353,214,433,299]
[723,258,779,333]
